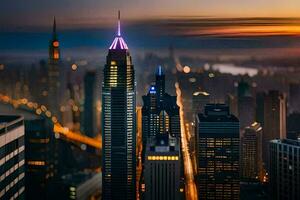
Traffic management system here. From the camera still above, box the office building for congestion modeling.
[255,92,265,126]
[25,114,58,199]
[0,115,25,199]
[0,102,59,199]
[263,90,286,169]
[142,66,180,159]
[60,172,102,200]
[102,12,136,200]
[195,104,240,200]
[144,133,181,200]
[241,122,263,182]
[269,139,300,200]
[288,82,300,114]
[237,79,255,129]
[83,71,97,138]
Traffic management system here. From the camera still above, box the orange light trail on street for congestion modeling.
[175,82,198,200]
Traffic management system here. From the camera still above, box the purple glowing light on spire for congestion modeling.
[109,10,129,50]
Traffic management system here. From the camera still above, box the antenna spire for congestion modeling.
[53,16,57,39]
[117,10,121,36]
[53,17,56,33]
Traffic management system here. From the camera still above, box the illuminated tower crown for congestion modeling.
[49,17,60,63]
[102,11,136,200]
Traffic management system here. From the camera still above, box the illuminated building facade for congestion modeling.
[269,139,300,200]
[142,66,180,161]
[25,115,58,199]
[263,90,286,170]
[195,104,240,200]
[48,17,61,118]
[241,122,264,182]
[0,116,25,199]
[102,12,136,200]
[144,133,181,200]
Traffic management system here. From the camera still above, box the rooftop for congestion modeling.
[271,139,300,146]
[198,104,239,122]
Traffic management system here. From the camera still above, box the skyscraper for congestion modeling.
[48,17,61,118]
[237,79,255,129]
[288,82,300,114]
[102,12,136,200]
[0,115,25,200]
[269,139,300,200]
[142,66,180,159]
[263,90,286,170]
[240,122,263,182]
[144,133,181,200]
[195,104,240,200]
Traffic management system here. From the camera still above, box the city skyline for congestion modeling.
[1,2,300,200]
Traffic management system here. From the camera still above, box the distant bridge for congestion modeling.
[0,94,101,149]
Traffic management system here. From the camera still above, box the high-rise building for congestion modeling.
[263,90,286,170]
[0,115,25,200]
[255,92,265,126]
[241,122,263,182]
[83,71,97,138]
[144,133,181,200]
[227,94,238,117]
[269,139,300,200]
[288,82,300,114]
[237,79,255,129]
[102,12,136,200]
[195,104,240,200]
[142,66,180,158]
[24,114,58,199]
[48,17,61,118]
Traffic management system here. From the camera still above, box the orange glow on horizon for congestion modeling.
[183,25,300,37]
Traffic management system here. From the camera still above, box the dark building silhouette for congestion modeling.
[269,139,300,200]
[83,71,97,138]
[237,79,255,129]
[0,116,25,199]
[288,82,300,114]
[255,92,265,126]
[287,113,300,140]
[24,114,58,199]
[102,12,136,200]
[142,66,180,160]
[195,104,240,200]
[263,90,286,170]
[48,17,61,118]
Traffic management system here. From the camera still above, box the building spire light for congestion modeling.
[109,10,128,50]
[118,10,121,36]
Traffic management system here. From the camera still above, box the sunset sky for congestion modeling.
[1,0,300,28]
[1,0,300,60]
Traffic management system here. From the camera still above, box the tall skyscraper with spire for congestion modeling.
[48,17,61,117]
[142,66,180,161]
[49,17,60,63]
[102,11,136,200]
